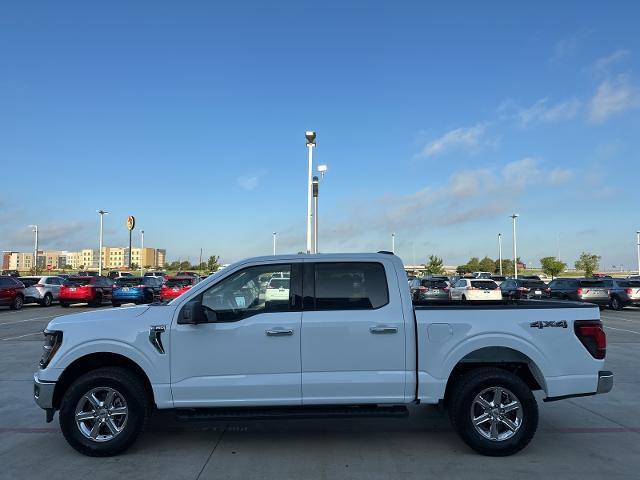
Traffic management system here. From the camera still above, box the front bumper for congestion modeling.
[33,373,56,419]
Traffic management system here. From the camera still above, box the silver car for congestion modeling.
[18,276,64,307]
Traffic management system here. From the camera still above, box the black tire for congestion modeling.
[449,367,538,456]
[60,302,70,308]
[461,295,467,302]
[41,293,53,307]
[90,293,103,308]
[59,367,149,457]
[610,296,623,310]
[10,295,24,310]
[143,291,153,304]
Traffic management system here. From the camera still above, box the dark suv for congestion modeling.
[547,278,609,307]
[600,278,640,310]
[500,278,550,300]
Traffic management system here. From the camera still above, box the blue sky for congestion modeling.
[1,1,639,269]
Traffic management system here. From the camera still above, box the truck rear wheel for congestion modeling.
[449,367,538,456]
[59,367,149,456]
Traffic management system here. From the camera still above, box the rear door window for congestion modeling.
[314,262,389,310]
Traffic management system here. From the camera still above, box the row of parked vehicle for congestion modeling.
[0,271,206,310]
[408,273,640,309]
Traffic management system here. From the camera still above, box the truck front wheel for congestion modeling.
[449,367,538,456]
[59,367,149,456]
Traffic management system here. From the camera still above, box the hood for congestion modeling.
[47,305,151,330]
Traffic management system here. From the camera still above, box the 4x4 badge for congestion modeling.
[530,320,568,329]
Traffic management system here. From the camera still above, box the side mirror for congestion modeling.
[178,298,207,325]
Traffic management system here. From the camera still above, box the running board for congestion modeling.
[175,405,409,422]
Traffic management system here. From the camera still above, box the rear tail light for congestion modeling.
[418,286,428,291]
[574,320,606,359]
[35,284,46,289]
[516,287,530,292]
[577,288,583,295]
[625,288,633,295]
[544,288,551,293]
[443,287,450,292]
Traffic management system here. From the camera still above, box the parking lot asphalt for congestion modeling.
[1,304,639,479]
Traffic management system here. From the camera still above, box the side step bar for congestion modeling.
[175,405,409,422]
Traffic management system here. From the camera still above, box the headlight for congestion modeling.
[40,330,63,369]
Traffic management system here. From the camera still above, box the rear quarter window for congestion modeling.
[314,262,389,310]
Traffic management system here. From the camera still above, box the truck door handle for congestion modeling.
[265,328,294,336]
[370,326,398,334]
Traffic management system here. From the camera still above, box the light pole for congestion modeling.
[392,233,395,254]
[273,232,277,256]
[28,225,38,274]
[313,176,319,253]
[510,214,519,279]
[305,131,316,254]
[498,233,503,275]
[97,210,109,276]
[140,230,145,276]
[636,231,640,275]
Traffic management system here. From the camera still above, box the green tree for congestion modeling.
[575,252,601,277]
[179,261,192,270]
[424,255,444,275]
[131,262,139,270]
[540,257,566,279]
[478,256,495,273]
[456,257,480,275]
[207,255,221,272]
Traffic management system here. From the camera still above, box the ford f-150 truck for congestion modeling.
[33,253,613,457]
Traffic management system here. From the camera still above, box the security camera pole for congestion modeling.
[273,232,277,256]
[28,225,38,274]
[511,214,519,279]
[97,210,109,276]
[498,233,503,275]
[305,131,316,254]
[313,176,319,253]
[140,230,145,276]
[636,231,640,275]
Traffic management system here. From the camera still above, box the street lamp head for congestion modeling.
[511,213,520,219]
[305,131,316,145]
[97,210,109,215]
[317,164,327,173]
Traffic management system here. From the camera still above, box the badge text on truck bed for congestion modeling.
[530,320,568,329]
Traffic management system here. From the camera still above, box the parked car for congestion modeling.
[500,278,550,300]
[112,276,162,307]
[600,278,640,310]
[17,276,64,307]
[0,276,25,310]
[144,271,166,281]
[107,271,134,280]
[1,269,20,277]
[490,275,507,286]
[57,274,71,280]
[175,271,201,281]
[160,276,198,301]
[471,272,492,279]
[450,278,502,301]
[34,253,613,457]
[264,277,290,302]
[76,271,99,277]
[547,278,610,307]
[409,277,450,303]
[59,276,113,307]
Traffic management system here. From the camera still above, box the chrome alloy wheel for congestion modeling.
[75,387,128,442]
[470,386,523,441]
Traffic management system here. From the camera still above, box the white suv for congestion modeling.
[450,278,502,301]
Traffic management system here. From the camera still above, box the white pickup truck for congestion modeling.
[34,253,613,457]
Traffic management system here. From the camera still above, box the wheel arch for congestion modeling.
[52,352,155,410]
[443,346,546,405]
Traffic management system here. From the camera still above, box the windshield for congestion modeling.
[166,278,192,288]
[268,278,289,289]
[64,278,92,286]
[471,281,498,290]
[18,277,41,287]
[522,280,546,288]
[579,280,605,287]
[116,278,143,287]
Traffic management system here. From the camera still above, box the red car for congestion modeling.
[59,276,113,308]
[161,276,198,301]
[0,276,25,310]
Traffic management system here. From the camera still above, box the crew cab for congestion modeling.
[33,253,613,457]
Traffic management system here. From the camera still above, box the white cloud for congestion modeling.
[550,35,579,63]
[517,97,581,126]
[502,157,541,188]
[420,124,486,157]
[589,74,640,123]
[237,169,267,190]
[589,49,630,76]
[549,168,574,185]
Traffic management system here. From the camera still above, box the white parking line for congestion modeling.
[0,332,43,341]
[604,326,640,335]
[0,315,57,327]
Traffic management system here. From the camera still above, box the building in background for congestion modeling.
[5,247,166,272]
